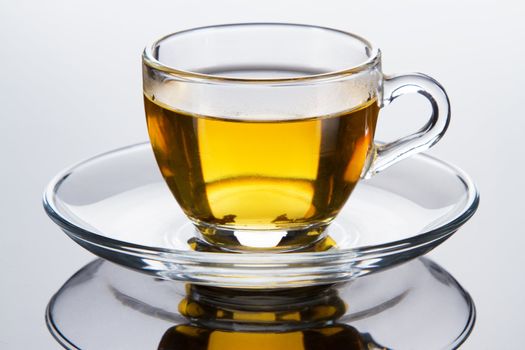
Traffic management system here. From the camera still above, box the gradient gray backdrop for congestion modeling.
[1,0,523,348]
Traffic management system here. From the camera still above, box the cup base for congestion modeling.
[193,221,330,252]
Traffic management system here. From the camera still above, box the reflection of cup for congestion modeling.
[158,284,383,350]
[143,23,450,251]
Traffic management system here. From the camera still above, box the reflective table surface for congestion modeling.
[47,258,475,349]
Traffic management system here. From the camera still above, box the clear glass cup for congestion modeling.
[142,23,450,251]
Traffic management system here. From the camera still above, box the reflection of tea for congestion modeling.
[158,284,378,350]
[145,96,378,246]
[158,324,368,350]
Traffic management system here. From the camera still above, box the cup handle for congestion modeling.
[365,73,451,178]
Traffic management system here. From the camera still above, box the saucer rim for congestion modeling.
[43,142,479,261]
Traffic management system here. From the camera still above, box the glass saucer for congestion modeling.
[46,258,475,350]
[43,143,479,288]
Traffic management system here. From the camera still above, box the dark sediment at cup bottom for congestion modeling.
[190,220,334,252]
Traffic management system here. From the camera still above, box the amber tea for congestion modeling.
[145,96,379,248]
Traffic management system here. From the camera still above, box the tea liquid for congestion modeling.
[145,96,378,232]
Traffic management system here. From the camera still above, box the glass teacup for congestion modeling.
[142,23,449,251]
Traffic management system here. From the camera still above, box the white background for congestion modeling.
[1,0,523,348]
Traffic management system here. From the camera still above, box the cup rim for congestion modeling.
[142,23,381,84]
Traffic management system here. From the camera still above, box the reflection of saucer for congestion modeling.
[44,143,478,288]
[46,258,475,350]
